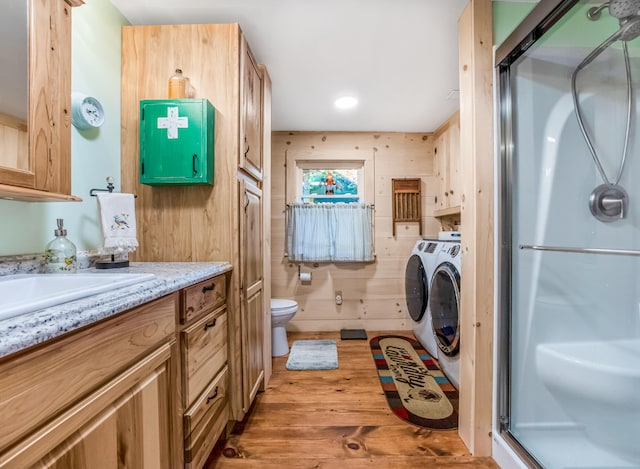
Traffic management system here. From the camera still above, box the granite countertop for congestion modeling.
[0,261,232,359]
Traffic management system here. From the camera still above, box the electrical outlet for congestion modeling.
[335,291,343,305]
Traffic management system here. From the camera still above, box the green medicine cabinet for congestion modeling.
[139,99,215,185]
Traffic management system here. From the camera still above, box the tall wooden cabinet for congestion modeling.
[239,179,264,411]
[121,23,271,433]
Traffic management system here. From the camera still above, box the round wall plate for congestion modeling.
[71,92,105,130]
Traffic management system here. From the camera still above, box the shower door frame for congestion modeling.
[495,0,579,467]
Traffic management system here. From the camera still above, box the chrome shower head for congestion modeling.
[617,14,640,40]
[609,0,640,18]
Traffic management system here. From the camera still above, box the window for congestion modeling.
[296,161,364,204]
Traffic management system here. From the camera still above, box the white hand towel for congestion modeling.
[96,193,139,253]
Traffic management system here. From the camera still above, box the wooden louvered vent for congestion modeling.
[392,178,422,237]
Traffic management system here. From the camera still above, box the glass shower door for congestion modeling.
[497,1,640,468]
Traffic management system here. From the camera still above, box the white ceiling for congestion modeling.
[110,0,470,132]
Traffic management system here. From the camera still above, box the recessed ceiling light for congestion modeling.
[334,96,358,109]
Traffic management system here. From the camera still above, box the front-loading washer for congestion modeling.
[429,240,461,389]
[405,239,441,359]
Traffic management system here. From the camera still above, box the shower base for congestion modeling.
[511,424,640,469]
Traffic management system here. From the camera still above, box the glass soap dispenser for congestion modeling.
[44,219,77,273]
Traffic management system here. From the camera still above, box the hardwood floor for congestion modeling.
[205,331,499,469]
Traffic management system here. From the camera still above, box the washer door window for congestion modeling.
[429,262,460,356]
[405,254,428,322]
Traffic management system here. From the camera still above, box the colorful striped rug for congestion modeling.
[370,335,458,430]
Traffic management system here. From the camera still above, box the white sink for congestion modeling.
[0,272,156,321]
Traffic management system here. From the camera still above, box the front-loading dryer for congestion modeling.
[429,240,461,389]
[405,239,440,359]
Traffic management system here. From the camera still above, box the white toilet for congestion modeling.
[271,299,298,357]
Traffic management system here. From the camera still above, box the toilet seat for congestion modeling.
[271,299,298,316]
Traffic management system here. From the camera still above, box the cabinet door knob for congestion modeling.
[204,318,217,331]
[202,284,215,293]
[192,154,198,175]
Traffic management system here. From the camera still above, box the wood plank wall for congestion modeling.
[121,24,240,266]
[458,0,494,456]
[271,132,439,332]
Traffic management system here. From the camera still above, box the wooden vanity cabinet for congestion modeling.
[0,294,180,469]
[179,274,230,469]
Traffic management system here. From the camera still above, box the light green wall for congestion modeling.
[0,0,129,256]
[493,2,538,47]
[493,2,635,50]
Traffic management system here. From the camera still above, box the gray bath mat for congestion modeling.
[340,328,367,340]
[286,340,338,370]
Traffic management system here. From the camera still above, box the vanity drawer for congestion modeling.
[184,365,228,453]
[181,307,227,406]
[181,275,226,324]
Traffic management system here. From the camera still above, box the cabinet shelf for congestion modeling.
[0,184,82,202]
[392,178,421,236]
[433,205,461,217]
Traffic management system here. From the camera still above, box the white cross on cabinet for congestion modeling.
[157,107,189,139]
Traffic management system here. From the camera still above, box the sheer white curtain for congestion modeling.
[286,203,374,262]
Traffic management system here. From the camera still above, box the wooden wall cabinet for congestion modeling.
[121,22,271,433]
[433,111,461,216]
[139,99,215,186]
[0,295,180,469]
[0,0,80,202]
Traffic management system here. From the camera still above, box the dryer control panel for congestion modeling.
[443,243,460,258]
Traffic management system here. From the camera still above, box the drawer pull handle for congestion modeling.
[202,284,215,293]
[206,386,219,404]
[204,318,217,331]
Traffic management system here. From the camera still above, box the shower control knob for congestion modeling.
[589,183,629,222]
